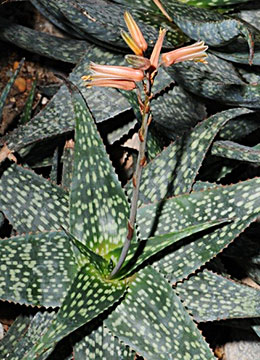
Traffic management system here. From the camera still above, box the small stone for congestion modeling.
[14,77,27,92]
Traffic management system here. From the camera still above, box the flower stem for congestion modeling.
[109,82,151,279]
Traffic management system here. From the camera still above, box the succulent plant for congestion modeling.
[0,0,260,359]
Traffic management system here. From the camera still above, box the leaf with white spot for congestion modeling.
[0,164,69,233]
[0,312,56,360]
[105,267,215,360]
[177,0,252,7]
[155,215,259,284]
[158,1,254,54]
[73,323,135,359]
[127,108,252,204]
[151,86,207,141]
[0,315,32,358]
[218,112,260,141]
[167,54,260,108]
[137,177,260,240]
[0,17,87,64]
[176,270,260,322]
[2,50,130,153]
[24,263,126,359]
[113,219,228,279]
[211,140,260,163]
[70,89,132,256]
[0,231,77,307]
[137,178,260,282]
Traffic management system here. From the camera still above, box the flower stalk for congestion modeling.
[82,11,208,279]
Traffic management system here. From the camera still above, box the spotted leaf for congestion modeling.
[0,164,69,233]
[20,78,37,125]
[0,315,32,359]
[31,0,159,50]
[2,49,130,153]
[73,323,135,359]
[166,53,260,108]
[211,140,260,163]
[70,89,131,256]
[0,231,77,307]
[174,0,254,8]
[176,270,260,322]
[0,17,88,64]
[137,177,260,239]
[155,215,259,283]
[105,266,215,360]
[158,0,254,56]
[61,141,74,190]
[113,218,228,279]
[137,178,260,281]
[127,108,251,204]
[0,312,56,360]
[24,264,126,359]
[151,85,207,141]
[218,112,260,141]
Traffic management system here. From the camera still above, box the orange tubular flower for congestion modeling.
[89,63,144,82]
[150,28,166,70]
[82,62,144,90]
[122,11,148,55]
[161,41,208,67]
[82,78,136,90]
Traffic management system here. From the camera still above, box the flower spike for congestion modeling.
[161,41,208,67]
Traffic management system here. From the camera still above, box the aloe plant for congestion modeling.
[0,0,260,359]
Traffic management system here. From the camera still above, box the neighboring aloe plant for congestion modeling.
[0,0,260,359]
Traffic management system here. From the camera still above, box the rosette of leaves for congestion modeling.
[0,83,260,359]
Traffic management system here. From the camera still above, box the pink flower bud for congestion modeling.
[124,12,148,53]
[125,55,151,70]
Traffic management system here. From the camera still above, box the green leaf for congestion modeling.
[0,17,87,63]
[24,264,126,359]
[0,58,24,122]
[151,86,207,141]
[166,53,260,108]
[20,78,37,125]
[218,112,260,141]
[115,218,229,278]
[0,315,32,358]
[61,141,74,190]
[70,89,132,256]
[174,0,254,8]
[0,312,56,360]
[137,178,260,282]
[2,49,130,152]
[129,108,252,205]
[0,164,69,233]
[0,231,77,307]
[73,323,135,359]
[159,0,254,56]
[211,140,260,163]
[33,0,159,50]
[176,270,260,322]
[105,267,215,360]
[137,176,260,241]
[155,215,259,284]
